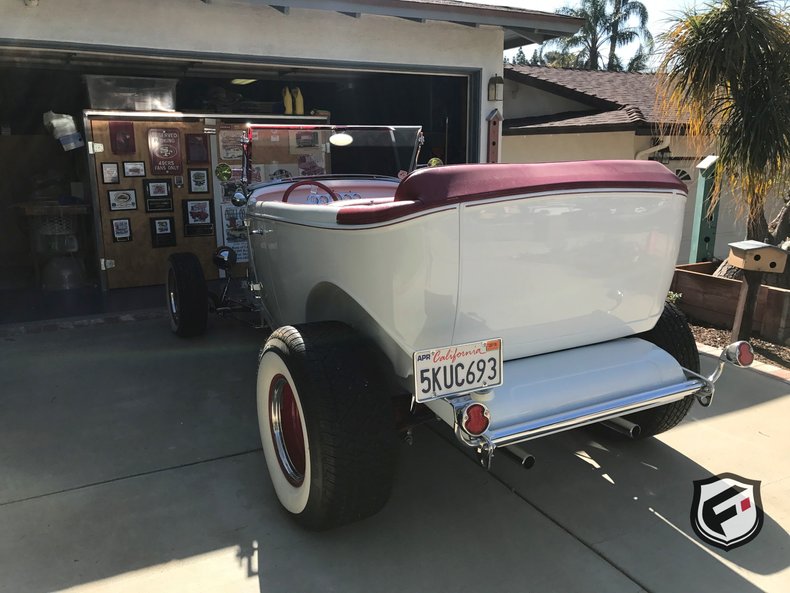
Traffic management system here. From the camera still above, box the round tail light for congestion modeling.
[725,341,754,367]
[460,403,491,437]
[736,342,754,367]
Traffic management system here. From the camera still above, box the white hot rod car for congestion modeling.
[166,125,753,529]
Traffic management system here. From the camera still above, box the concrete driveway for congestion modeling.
[1,317,788,593]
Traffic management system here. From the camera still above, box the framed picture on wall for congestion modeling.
[123,161,146,177]
[101,162,120,184]
[150,217,177,248]
[186,133,210,163]
[111,218,132,242]
[108,189,137,211]
[188,168,210,193]
[143,178,173,212]
[109,121,135,154]
[183,199,215,237]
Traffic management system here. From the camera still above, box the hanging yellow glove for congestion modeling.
[291,87,304,115]
[282,87,293,115]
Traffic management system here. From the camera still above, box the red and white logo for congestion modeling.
[691,473,763,551]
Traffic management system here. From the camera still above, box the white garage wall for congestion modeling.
[0,0,506,160]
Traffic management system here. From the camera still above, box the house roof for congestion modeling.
[505,106,647,134]
[504,64,680,135]
[261,1,583,47]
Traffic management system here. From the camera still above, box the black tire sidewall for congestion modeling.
[166,253,208,337]
[625,302,700,437]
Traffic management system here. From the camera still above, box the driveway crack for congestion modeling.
[0,447,262,508]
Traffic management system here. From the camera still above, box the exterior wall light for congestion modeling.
[649,147,672,165]
[488,75,504,102]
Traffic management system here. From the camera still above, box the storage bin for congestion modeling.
[85,75,177,111]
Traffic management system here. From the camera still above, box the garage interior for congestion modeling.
[0,51,471,324]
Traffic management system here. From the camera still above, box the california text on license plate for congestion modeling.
[413,339,503,402]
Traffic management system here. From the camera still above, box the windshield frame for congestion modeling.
[245,124,423,179]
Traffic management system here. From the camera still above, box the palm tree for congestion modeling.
[542,49,583,68]
[555,0,611,69]
[552,0,652,71]
[607,0,652,71]
[657,0,790,285]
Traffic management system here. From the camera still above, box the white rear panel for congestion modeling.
[454,190,686,359]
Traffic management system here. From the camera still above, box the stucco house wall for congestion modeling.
[503,78,593,119]
[502,131,636,163]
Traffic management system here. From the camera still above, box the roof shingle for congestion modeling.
[504,64,681,133]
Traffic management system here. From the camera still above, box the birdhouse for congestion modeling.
[728,240,788,273]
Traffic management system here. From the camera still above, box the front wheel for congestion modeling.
[257,322,398,529]
[166,253,208,337]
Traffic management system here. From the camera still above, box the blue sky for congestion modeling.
[471,0,704,62]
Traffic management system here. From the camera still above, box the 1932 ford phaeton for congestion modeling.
[166,125,753,529]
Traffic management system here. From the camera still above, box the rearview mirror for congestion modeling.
[215,163,233,182]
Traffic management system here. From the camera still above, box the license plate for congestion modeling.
[413,339,503,402]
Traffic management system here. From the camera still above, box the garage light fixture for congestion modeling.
[329,130,354,147]
[231,79,257,85]
[488,75,504,102]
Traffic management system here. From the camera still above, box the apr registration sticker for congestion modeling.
[413,339,503,402]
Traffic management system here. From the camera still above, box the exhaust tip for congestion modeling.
[602,418,641,439]
[505,445,536,469]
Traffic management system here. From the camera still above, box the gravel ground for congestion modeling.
[688,320,790,369]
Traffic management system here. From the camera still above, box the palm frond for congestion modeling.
[657,0,790,227]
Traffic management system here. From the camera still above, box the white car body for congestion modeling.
[244,153,717,453]
[166,125,752,527]
[248,180,684,376]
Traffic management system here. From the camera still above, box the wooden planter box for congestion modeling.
[671,263,790,344]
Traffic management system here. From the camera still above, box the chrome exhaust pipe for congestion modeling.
[505,444,536,469]
[601,417,641,439]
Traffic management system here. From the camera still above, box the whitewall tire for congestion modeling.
[257,351,311,515]
[256,322,398,530]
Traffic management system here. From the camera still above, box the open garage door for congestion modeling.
[0,49,473,313]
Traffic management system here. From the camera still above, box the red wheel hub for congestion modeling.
[269,374,306,486]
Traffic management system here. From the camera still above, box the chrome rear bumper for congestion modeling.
[483,376,707,449]
[427,338,753,468]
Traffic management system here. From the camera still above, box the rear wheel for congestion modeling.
[625,302,700,438]
[257,322,398,529]
[166,253,208,337]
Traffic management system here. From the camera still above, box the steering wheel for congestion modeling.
[281,180,339,203]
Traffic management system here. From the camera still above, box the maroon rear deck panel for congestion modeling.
[337,161,686,226]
